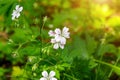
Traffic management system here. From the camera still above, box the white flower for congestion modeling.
[48,27,70,49]
[40,71,57,80]
[55,27,70,38]
[51,38,65,49]
[12,5,23,20]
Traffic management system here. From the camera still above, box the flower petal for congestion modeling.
[49,71,55,77]
[12,15,15,20]
[12,10,16,15]
[60,37,66,44]
[51,38,56,43]
[63,32,70,38]
[62,27,69,32]
[15,5,19,10]
[50,77,57,80]
[48,30,55,37]
[16,13,20,18]
[18,7,23,12]
[42,71,48,77]
[53,43,59,49]
[55,35,61,42]
[59,44,64,49]
[40,77,47,80]
[62,27,70,38]
[55,28,61,35]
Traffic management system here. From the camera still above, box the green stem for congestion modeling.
[95,33,107,80]
[40,18,46,56]
[95,55,103,80]
[108,57,120,78]
[13,40,37,57]
[94,59,120,71]
[64,73,78,80]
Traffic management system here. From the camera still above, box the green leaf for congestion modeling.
[62,36,89,63]
[94,59,120,75]
[86,34,97,55]
[97,44,117,56]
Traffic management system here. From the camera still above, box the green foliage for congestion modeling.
[0,0,120,80]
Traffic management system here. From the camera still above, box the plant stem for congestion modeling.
[40,18,46,56]
[108,57,120,78]
[95,33,107,80]
[64,73,78,80]
[94,59,120,71]
[13,40,37,57]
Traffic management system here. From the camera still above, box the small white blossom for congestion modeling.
[51,38,65,49]
[12,5,23,20]
[40,71,57,80]
[48,27,70,49]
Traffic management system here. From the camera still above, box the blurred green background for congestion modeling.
[0,0,120,80]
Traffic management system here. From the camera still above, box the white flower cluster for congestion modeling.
[48,27,70,49]
[12,5,23,20]
[40,71,57,80]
